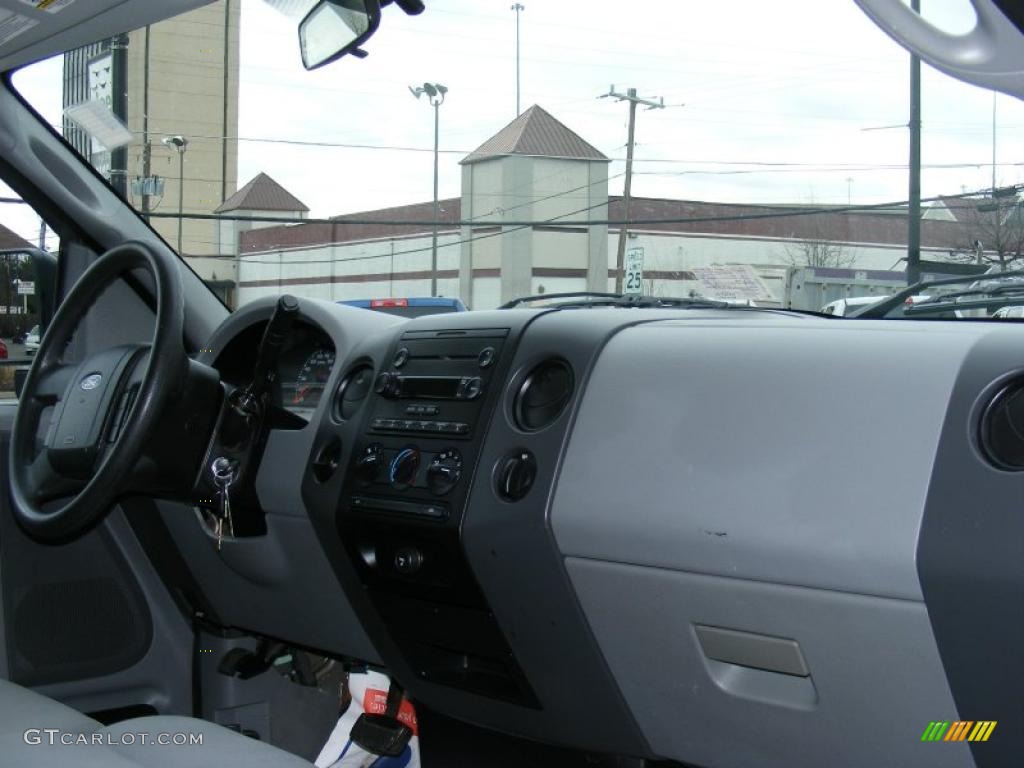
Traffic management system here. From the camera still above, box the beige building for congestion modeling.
[63,1,240,270]
[458,106,610,306]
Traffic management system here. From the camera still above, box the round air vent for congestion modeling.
[335,364,374,421]
[981,380,1024,470]
[514,359,573,432]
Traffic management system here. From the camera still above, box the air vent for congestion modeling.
[981,380,1024,470]
[514,359,573,432]
[336,364,374,421]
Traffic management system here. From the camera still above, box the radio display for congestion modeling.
[401,376,462,400]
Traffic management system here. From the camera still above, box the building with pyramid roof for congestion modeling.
[457,106,610,305]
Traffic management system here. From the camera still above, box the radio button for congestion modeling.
[393,347,410,368]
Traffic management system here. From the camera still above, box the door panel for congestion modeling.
[0,401,193,717]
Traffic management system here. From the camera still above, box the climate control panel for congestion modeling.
[354,443,463,496]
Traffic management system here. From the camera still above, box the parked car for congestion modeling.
[23,325,39,356]
[0,338,7,359]
[339,297,467,318]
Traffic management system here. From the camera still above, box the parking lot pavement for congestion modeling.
[5,342,29,361]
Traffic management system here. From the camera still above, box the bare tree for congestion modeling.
[945,194,1024,270]
[784,231,855,268]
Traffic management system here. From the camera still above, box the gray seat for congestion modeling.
[0,678,314,767]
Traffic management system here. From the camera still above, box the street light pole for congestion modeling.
[433,98,440,297]
[409,83,447,297]
[907,0,922,286]
[162,135,189,254]
[992,90,997,195]
[511,3,524,116]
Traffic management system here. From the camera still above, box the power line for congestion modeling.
[32,117,1024,169]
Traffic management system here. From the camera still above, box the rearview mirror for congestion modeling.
[299,0,381,69]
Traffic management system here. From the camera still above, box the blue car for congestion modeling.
[339,297,467,318]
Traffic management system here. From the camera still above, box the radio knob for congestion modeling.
[374,372,400,398]
[460,376,483,400]
[427,449,463,495]
[389,447,421,489]
[356,444,384,483]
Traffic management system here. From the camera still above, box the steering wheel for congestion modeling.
[9,241,187,541]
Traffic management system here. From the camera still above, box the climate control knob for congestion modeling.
[427,449,463,495]
[355,443,384,484]
[389,447,421,489]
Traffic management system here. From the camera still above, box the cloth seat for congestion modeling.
[0,677,314,767]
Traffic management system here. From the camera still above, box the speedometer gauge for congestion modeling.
[292,348,336,409]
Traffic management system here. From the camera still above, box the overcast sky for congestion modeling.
[5,0,1024,242]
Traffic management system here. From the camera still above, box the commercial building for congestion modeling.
[62,1,240,274]
[233,106,968,309]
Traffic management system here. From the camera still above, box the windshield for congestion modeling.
[6,0,1024,317]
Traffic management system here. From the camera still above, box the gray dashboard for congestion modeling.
[172,298,1021,768]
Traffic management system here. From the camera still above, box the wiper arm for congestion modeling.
[499,291,625,308]
[498,291,731,310]
[856,268,1024,318]
[918,283,1024,303]
[612,295,731,309]
[903,296,1024,316]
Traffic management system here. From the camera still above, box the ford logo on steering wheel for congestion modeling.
[79,373,103,391]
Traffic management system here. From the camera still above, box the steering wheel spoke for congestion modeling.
[26,451,84,505]
[32,363,74,404]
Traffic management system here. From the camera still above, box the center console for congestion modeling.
[336,327,538,706]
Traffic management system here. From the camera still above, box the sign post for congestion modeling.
[624,247,645,295]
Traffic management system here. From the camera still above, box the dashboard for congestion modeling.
[181,297,1022,768]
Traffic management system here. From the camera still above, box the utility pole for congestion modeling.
[141,25,152,217]
[907,0,922,286]
[511,4,524,116]
[601,85,664,293]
